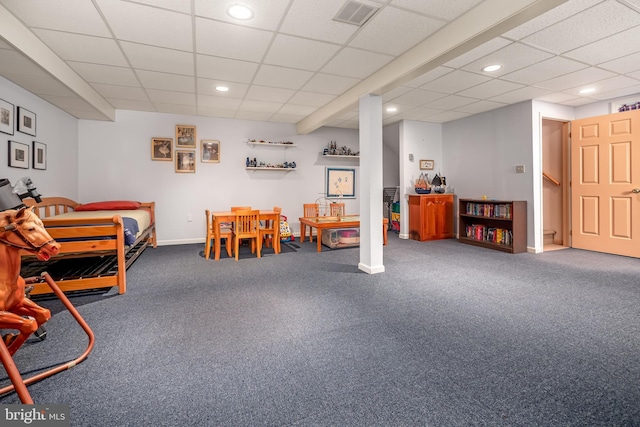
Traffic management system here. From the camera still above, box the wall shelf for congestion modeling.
[247,141,296,148]
[321,154,359,159]
[246,167,296,172]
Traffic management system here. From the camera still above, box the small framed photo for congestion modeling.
[0,98,14,135]
[420,159,434,170]
[175,124,196,148]
[326,167,356,198]
[151,137,173,161]
[17,107,36,136]
[201,140,220,163]
[8,140,29,169]
[32,141,46,170]
[176,150,196,173]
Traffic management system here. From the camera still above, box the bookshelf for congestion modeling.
[458,199,527,253]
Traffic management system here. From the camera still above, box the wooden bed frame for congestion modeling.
[20,197,157,296]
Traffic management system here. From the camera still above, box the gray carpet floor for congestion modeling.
[1,235,639,426]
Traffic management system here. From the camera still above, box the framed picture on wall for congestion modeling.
[32,141,46,170]
[326,167,356,198]
[8,140,29,169]
[175,124,196,148]
[419,159,434,170]
[176,150,196,173]
[201,140,220,163]
[0,98,14,135]
[151,137,173,161]
[17,107,36,136]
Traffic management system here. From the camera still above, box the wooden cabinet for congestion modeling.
[458,199,526,253]
[408,194,454,241]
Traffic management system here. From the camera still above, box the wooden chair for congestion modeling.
[303,203,319,242]
[231,206,251,211]
[232,209,261,260]
[204,210,232,260]
[330,202,345,217]
[259,206,282,254]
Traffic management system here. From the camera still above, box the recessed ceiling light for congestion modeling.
[386,106,397,113]
[215,85,229,92]
[482,64,502,72]
[579,87,596,95]
[227,4,253,20]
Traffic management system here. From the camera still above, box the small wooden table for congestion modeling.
[211,210,280,260]
[299,215,389,252]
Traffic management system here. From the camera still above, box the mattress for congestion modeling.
[47,209,152,240]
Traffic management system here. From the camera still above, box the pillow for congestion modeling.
[75,200,141,211]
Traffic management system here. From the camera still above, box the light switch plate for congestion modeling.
[409,154,414,161]
[516,165,525,173]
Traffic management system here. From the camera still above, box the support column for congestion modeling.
[358,94,385,274]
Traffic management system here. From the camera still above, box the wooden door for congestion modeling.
[571,110,640,257]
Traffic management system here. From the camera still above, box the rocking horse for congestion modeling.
[0,206,95,403]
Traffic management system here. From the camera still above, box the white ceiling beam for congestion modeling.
[296,0,569,134]
[0,3,115,121]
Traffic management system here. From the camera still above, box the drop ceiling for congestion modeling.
[0,0,639,134]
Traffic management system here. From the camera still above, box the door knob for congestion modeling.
[633,188,640,193]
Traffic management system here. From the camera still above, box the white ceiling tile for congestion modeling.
[424,110,471,122]
[561,97,599,106]
[68,62,140,86]
[196,78,248,98]
[288,91,336,107]
[263,34,341,71]
[502,0,603,40]
[568,75,640,96]
[454,100,507,114]
[424,94,477,110]
[535,67,616,91]
[146,89,196,105]
[586,82,640,100]
[106,99,155,111]
[599,51,640,73]
[350,7,445,55]
[0,0,111,37]
[399,107,445,120]
[154,103,197,115]
[32,29,128,66]
[382,85,413,101]
[197,94,242,110]
[136,70,195,92]
[420,70,491,94]
[279,0,359,43]
[91,83,149,101]
[500,56,587,85]
[128,0,191,14]
[628,70,640,80]
[322,48,393,79]
[302,73,359,95]
[404,66,454,88]
[235,111,274,121]
[245,85,295,103]
[194,0,291,31]
[240,99,283,113]
[387,88,448,106]
[270,113,306,124]
[276,104,317,116]
[196,55,259,84]
[462,42,554,77]
[488,86,553,104]
[390,0,483,21]
[120,42,194,76]
[457,79,524,99]
[521,1,639,54]
[564,25,640,65]
[536,92,580,103]
[195,18,272,62]
[443,37,512,68]
[253,65,314,90]
[96,0,193,50]
[197,106,236,119]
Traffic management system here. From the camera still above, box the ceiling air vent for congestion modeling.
[333,0,379,26]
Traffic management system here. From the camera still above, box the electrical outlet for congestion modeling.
[515,165,525,173]
[409,154,414,161]
[187,213,193,222]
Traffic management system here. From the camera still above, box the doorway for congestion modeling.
[542,119,569,251]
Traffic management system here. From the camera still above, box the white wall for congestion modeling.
[0,76,78,199]
[78,110,359,244]
[398,120,443,239]
[443,101,534,245]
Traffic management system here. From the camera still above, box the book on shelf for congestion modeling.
[465,202,512,219]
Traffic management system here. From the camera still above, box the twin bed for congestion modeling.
[20,197,157,296]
